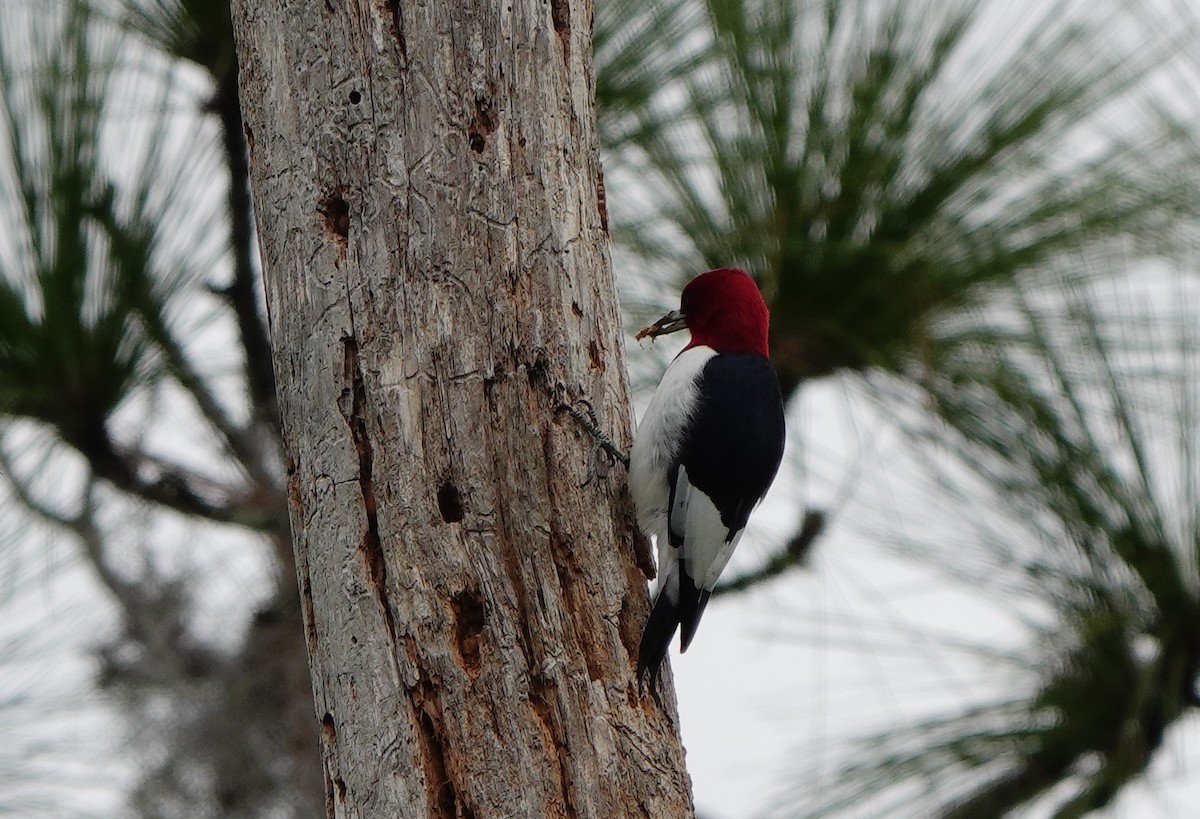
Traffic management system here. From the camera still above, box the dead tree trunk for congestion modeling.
[230,1,695,816]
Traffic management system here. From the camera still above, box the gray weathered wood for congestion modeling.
[230,1,695,816]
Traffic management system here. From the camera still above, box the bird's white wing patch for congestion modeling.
[655,544,681,603]
[678,478,742,591]
[628,346,716,546]
[669,464,691,546]
[701,528,743,590]
[670,463,744,592]
[659,463,740,597]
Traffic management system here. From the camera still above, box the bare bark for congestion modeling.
[231,2,694,817]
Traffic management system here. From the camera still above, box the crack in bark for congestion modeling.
[550,0,570,63]
[289,456,324,657]
[550,550,602,684]
[286,456,303,513]
[320,713,341,813]
[339,338,399,651]
[529,674,579,817]
[410,667,460,819]
[382,0,407,61]
[595,167,609,234]
[299,566,319,655]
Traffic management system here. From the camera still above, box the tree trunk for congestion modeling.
[230,2,694,817]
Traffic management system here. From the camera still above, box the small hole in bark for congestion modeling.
[588,339,605,371]
[468,92,497,154]
[437,482,464,523]
[319,194,350,244]
[525,352,551,392]
[451,588,486,675]
[349,89,362,105]
[473,94,498,133]
[551,0,570,34]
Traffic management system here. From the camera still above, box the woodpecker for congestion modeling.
[629,267,786,689]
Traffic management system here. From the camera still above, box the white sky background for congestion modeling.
[1,0,1200,817]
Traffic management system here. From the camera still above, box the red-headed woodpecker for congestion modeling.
[630,267,786,688]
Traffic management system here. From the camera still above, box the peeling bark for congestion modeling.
[230,1,694,816]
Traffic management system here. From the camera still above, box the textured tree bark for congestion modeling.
[230,2,694,817]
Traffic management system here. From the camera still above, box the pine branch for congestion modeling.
[937,759,1066,819]
[77,429,280,531]
[0,439,79,531]
[140,294,281,495]
[0,442,142,613]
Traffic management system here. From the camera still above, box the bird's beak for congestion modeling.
[635,309,687,341]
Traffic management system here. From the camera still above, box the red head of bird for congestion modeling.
[635,267,770,357]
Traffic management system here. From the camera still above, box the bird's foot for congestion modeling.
[556,399,630,469]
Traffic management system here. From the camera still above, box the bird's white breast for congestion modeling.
[628,345,716,546]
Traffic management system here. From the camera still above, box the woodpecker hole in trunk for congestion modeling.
[318,193,350,245]
[437,482,464,523]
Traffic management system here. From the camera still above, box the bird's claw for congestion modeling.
[555,399,630,471]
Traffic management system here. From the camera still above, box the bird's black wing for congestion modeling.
[678,352,786,532]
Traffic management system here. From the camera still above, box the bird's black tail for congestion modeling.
[637,588,680,692]
[637,572,709,692]
[679,581,712,652]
